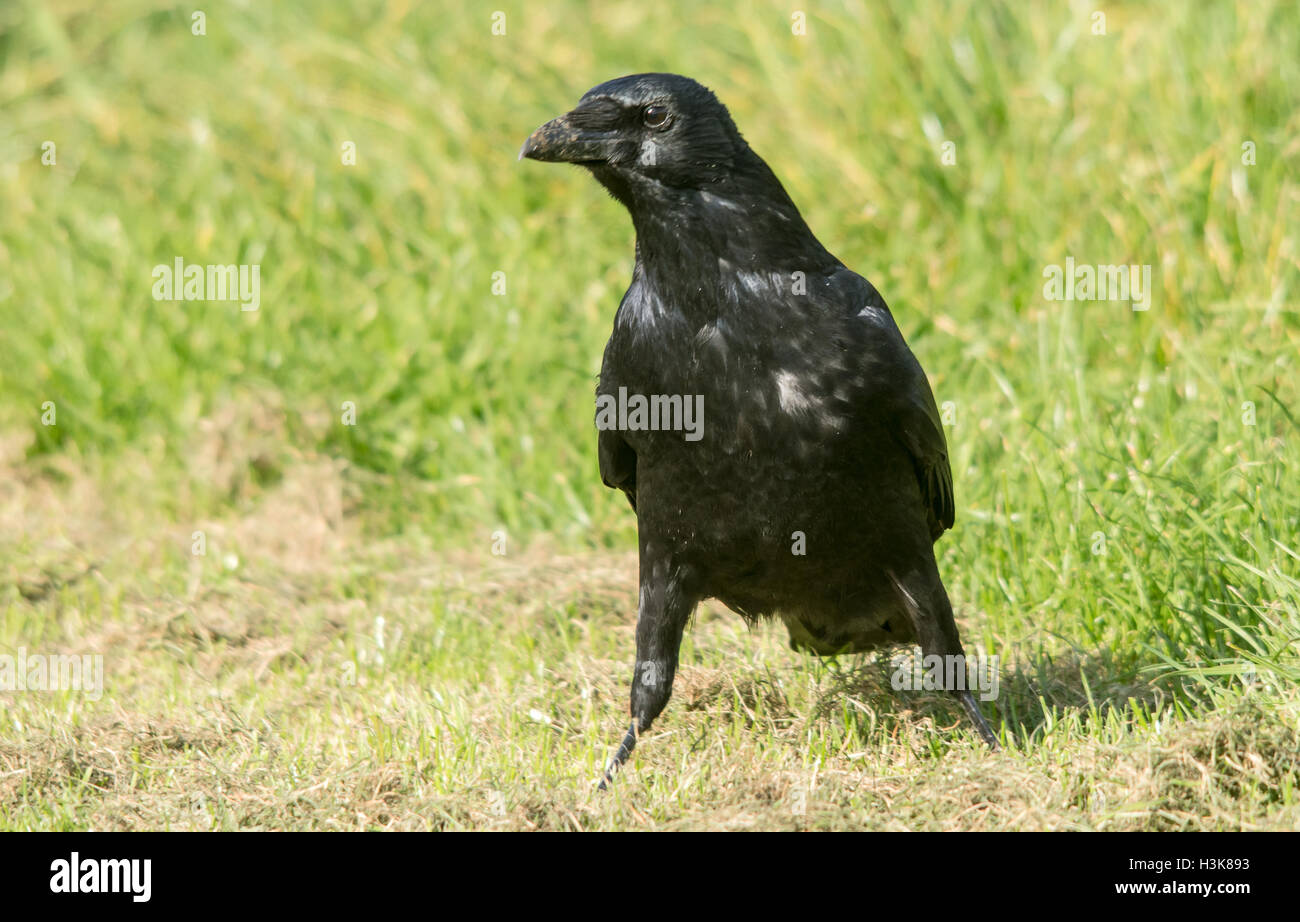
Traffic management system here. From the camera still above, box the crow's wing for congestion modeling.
[598,426,637,512]
[895,382,955,541]
[836,271,954,541]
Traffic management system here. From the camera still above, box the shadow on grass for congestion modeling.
[805,647,1191,749]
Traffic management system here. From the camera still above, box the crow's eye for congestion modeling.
[642,105,670,128]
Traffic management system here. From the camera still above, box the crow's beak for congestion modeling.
[519,112,616,164]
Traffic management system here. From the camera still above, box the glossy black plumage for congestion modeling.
[522,73,998,784]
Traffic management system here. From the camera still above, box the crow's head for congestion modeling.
[521,73,744,198]
[522,73,827,266]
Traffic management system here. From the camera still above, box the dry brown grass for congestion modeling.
[1,431,1297,830]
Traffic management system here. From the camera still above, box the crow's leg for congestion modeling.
[597,723,640,790]
[957,687,1000,748]
[597,543,696,789]
[889,566,1000,751]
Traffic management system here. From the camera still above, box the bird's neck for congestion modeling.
[605,150,839,279]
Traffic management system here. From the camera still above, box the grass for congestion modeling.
[1,0,1298,829]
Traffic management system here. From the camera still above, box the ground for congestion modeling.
[2,425,1296,830]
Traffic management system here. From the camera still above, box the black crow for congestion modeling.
[521,73,999,786]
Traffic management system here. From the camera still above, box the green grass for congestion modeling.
[1,0,1298,829]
